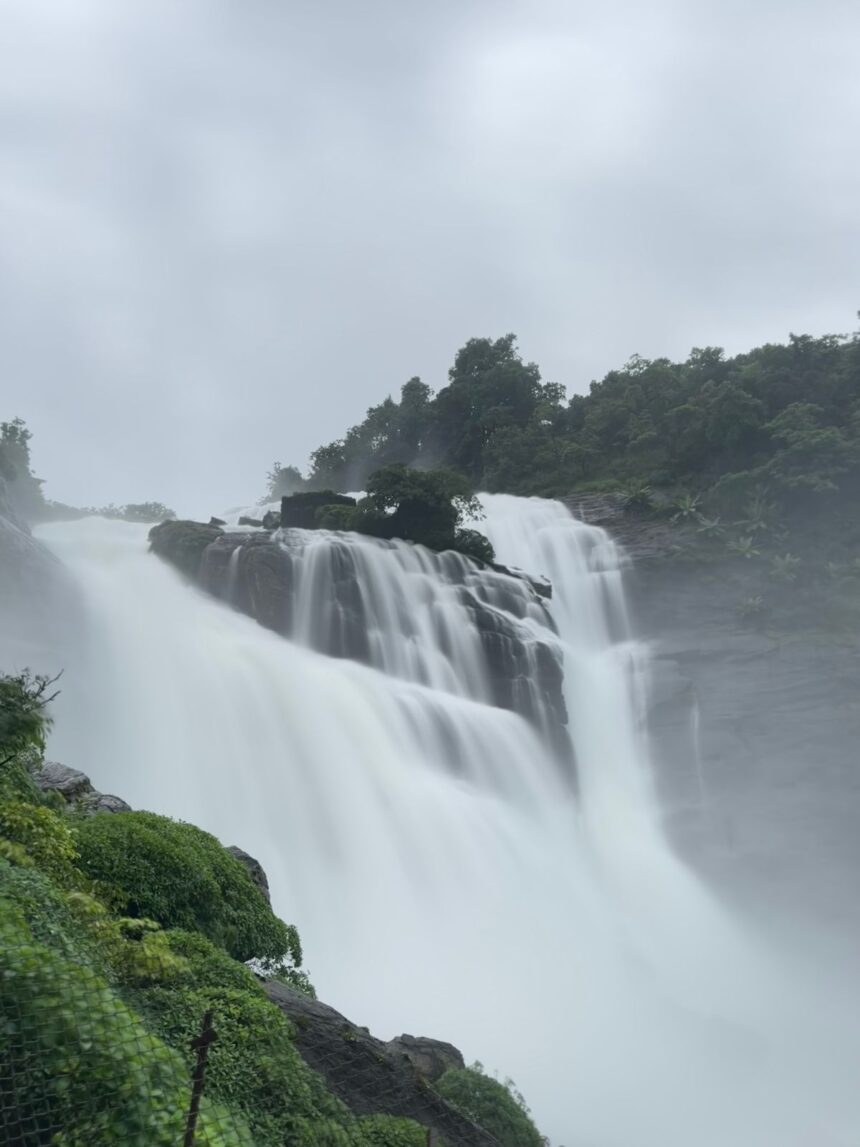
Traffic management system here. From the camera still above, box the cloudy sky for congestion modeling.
[1,0,858,515]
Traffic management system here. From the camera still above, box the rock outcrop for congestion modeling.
[384,1034,465,1082]
[0,476,77,669]
[264,981,498,1146]
[32,761,130,814]
[227,845,271,905]
[148,520,224,579]
[149,522,568,740]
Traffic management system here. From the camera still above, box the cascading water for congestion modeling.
[34,500,860,1146]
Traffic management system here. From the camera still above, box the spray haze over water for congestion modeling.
[37,497,860,1145]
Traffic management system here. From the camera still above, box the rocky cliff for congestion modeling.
[568,494,860,935]
[149,520,569,744]
[0,476,75,670]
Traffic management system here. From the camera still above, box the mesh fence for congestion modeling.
[0,902,500,1147]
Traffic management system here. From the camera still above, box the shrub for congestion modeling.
[134,983,351,1146]
[0,859,92,961]
[0,670,59,802]
[452,528,495,564]
[73,812,300,964]
[0,904,254,1147]
[436,1063,543,1147]
[0,800,79,883]
[621,479,654,512]
[315,504,363,531]
[353,1115,427,1146]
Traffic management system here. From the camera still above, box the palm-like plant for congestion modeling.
[728,535,760,560]
[770,553,800,583]
[737,490,777,535]
[622,479,654,513]
[695,515,724,539]
[671,492,703,524]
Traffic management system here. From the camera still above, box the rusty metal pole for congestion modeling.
[183,1009,217,1147]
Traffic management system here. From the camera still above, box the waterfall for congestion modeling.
[34,501,860,1146]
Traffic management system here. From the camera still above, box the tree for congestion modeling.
[266,462,306,499]
[0,417,45,519]
[0,671,59,771]
[436,1063,543,1147]
[360,464,493,561]
[762,402,856,493]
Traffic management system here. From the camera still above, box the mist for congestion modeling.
[2,3,859,1145]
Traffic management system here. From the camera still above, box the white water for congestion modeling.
[34,499,860,1146]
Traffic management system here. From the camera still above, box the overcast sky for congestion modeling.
[1,0,858,515]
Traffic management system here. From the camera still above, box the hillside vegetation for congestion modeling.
[267,326,859,512]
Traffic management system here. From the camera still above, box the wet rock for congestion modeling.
[385,1034,465,1082]
[209,516,227,526]
[79,792,132,815]
[264,981,498,1146]
[151,523,568,741]
[148,520,224,579]
[262,509,281,530]
[238,515,264,528]
[227,845,271,904]
[34,762,93,801]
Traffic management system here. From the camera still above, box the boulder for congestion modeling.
[148,520,224,579]
[385,1034,465,1082]
[78,792,132,815]
[238,516,264,528]
[33,762,93,801]
[227,845,271,904]
[262,509,281,530]
[209,516,227,526]
[263,981,498,1146]
[32,761,132,815]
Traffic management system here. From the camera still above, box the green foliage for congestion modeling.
[358,464,494,561]
[0,416,45,518]
[727,535,760,560]
[0,860,94,961]
[736,490,778,535]
[671,492,703,523]
[453,527,495,564]
[769,553,801,583]
[115,502,177,523]
[436,1062,544,1147]
[73,811,301,965]
[134,983,352,1146]
[273,328,860,564]
[315,503,363,531]
[0,670,59,794]
[266,463,306,499]
[0,800,79,883]
[621,479,654,512]
[0,896,252,1147]
[353,1115,427,1146]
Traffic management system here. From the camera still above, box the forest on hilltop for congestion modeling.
[267,326,860,515]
